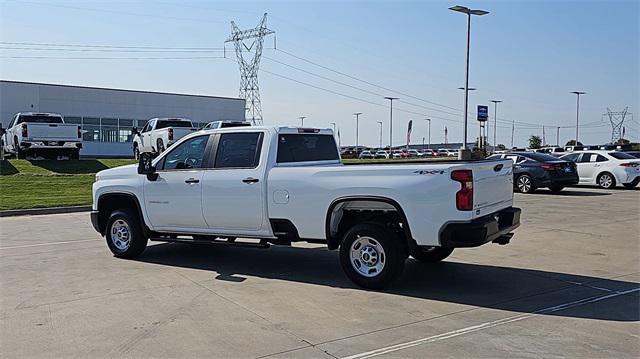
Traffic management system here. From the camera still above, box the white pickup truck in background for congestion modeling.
[132,118,198,159]
[0,112,82,159]
[92,126,521,288]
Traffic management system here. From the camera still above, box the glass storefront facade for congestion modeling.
[63,116,206,143]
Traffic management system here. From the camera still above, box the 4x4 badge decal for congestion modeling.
[414,170,445,175]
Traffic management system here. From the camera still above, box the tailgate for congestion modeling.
[172,128,198,139]
[27,124,79,140]
[472,160,514,218]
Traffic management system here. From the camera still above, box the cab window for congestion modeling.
[161,135,209,170]
[214,132,263,169]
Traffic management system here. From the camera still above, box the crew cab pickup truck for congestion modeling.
[132,118,198,159]
[91,126,521,288]
[0,112,82,159]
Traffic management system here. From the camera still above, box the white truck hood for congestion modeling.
[96,164,138,179]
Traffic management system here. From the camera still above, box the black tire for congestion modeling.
[516,174,536,193]
[411,246,454,263]
[157,139,165,154]
[597,172,616,189]
[548,185,564,193]
[69,149,80,160]
[105,209,147,258]
[133,145,140,160]
[0,140,4,160]
[623,183,637,189]
[339,222,405,289]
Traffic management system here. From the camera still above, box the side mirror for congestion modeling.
[137,152,158,181]
[132,127,139,135]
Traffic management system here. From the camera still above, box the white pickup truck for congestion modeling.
[91,126,521,288]
[0,112,82,159]
[132,118,198,159]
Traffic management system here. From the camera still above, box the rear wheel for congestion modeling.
[516,174,535,193]
[597,172,616,189]
[548,185,564,193]
[105,209,147,258]
[411,246,454,263]
[339,222,405,289]
[69,149,80,160]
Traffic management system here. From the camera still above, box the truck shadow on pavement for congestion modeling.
[529,189,611,196]
[136,243,639,322]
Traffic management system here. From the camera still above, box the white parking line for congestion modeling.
[342,287,640,359]
[0,238,100,250]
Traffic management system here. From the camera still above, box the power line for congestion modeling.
[0,41,224,50]
[1,55,225,60]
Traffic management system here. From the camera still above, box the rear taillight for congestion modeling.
[77,125,82,139]
[542,164,561,171]
[451,170,473,211]
[168,128,174,141]
[620,162,639,167]
[21,123,28,138]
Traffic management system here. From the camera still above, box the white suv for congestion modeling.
[560,150,640,189]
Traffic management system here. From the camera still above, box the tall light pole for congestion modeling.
[450,5,489,159]
[490,100,502,153]
[556,126,560,147]
[384,97,399,149]
[422,118,431,150]
[458,87,476,148]
[571,91,586,146]
[377,121,383,149]
[354,112,362,154]
[299,116,306,127]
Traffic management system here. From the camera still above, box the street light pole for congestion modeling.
[377,121,383,149]
[571,91,586,146]
[422,118,431,150]
[299,116,306,127]
[490,100,502,153]
[384,97,399,150]
[450,5,489,159]
[556,126,560,147]
[354,112,362,154]
[458,87,476,150]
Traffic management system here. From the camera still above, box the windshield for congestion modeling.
[17,115,64,124]
[609,152,636,160]
[156,120,193,129]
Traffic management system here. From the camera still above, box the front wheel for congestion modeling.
[133,145,140,160]
[105,209,147,258]
[157,139,165,154]
[411,246,454,263]
[597,172,616,189]
[516,174,536,193]
[339,222,405,289]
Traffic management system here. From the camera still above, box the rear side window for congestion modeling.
[17,115,63,124]
[562,153,579,162]
[578,153,594,163]
[595,155,608,162]
[215,132,263,168]
[277,134,339,163]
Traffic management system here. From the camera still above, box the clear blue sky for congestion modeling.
[1,0,638,147]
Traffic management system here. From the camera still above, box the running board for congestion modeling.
[149,237,271,249]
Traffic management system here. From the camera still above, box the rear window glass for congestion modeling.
[609,152,636,160]
[277,134,339,163]
[17,115,63,124]
[156,120,193,129]
[521,152,562,162]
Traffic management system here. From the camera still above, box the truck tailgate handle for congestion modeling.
[242,177,259,184]
[185,178,200,184]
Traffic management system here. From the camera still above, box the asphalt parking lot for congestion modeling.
[1,187,638,358]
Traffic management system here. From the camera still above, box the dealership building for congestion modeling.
[0,80,246,157]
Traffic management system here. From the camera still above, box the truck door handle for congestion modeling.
[242,177,259,184]
[185,178,200,184]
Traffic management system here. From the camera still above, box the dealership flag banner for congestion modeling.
[407,120,413,148]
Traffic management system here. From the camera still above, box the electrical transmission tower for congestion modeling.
[226,13,274,125]
[605,107,629,143]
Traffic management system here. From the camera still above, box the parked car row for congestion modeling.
[488,149,640,193]
[352,148,458,159]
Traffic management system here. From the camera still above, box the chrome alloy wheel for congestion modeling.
[517,175,532,193]
[350,236,386,277]
[599,174,613,189]
[110,219,131,251]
